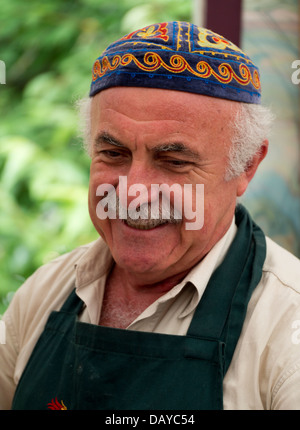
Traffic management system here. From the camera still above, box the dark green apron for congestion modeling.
[12,205,266,410]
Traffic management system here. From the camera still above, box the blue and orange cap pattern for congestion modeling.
[90,21,261,104]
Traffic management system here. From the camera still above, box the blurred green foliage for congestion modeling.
[0,0,192,313]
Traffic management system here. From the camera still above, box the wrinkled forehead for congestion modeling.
[91,86,239,123]
[90,86,239,155]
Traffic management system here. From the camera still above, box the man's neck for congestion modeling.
[98,264,190,329]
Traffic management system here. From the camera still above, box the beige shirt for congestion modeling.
[1,218,300,410]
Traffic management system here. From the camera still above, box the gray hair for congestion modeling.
[76,96,274,180]
[225,102,274,180]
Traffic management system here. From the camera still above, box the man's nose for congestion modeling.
[117,161,157,208]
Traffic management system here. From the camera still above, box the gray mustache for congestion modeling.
[105,194,182,228]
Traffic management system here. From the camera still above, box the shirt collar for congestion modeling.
[75,239,114,288]
[176,216,237,317]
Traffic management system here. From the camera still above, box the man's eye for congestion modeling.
[166,159,190,167]
[100,150,123,158]
[170,160,187,165]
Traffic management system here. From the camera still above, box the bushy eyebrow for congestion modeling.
[151,142,201,160]
[94,132,201,160]
[94,132,125,149]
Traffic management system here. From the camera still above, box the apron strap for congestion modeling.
[60,287,84,315]
[187,204,266,374]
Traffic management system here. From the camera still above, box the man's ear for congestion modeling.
[236,139,269,197]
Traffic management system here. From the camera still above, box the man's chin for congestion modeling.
[113,253,166,277]
[95,218,182,274]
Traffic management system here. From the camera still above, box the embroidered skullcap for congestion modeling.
[90,21,261,104]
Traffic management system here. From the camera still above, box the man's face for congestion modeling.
[88,87,249,283]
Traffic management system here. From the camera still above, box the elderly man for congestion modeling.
[1,21,300,410]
